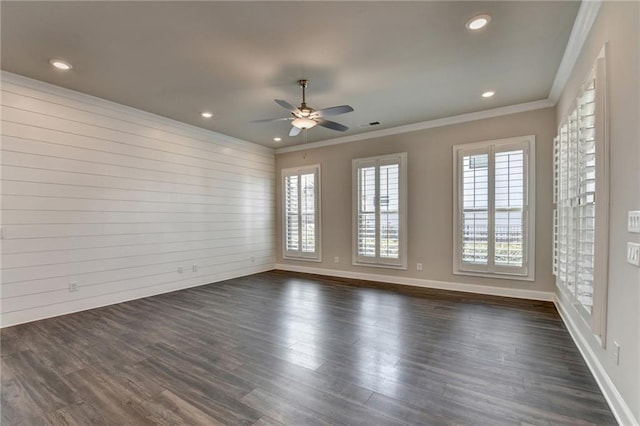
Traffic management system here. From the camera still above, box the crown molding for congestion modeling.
[275,99,553,154]
[548,0,602,103]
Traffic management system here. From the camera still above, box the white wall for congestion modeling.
[0,72,275,327]
[555,2,640,424]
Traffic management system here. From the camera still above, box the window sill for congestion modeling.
[282,256,322,263]
[353,261,407,271]
[453,270,534,282]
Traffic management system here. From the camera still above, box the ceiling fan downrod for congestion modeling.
[298,79,310,115]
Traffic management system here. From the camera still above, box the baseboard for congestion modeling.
[553,295,638,426]
[274,263,554,301]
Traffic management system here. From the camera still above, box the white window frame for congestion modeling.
[453,135,536,281]
[282,164,321,262]
[352,152,408,269]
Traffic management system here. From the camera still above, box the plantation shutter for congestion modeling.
[353,153,407,268]
[554,71,599,315]
[455,138,532,277]
[494,147,527,271]
[283,166,320,260]
[357,165,377,258]
[285,175,300,252]
[460,150,490,269]
[379,163,400,259]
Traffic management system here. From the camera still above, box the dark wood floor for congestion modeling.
[1,270,616,425]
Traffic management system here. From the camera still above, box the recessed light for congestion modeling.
[466,14,491,31]
[273,137,282,142]
[49,59,72,70]
[482,91,495,98]
[201,111,213,118]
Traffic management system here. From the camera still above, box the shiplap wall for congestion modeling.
[0,72,276,327]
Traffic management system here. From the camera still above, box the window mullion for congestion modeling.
[314,169,319,255]
[297,174,302,256]
[488,146,496,272]
[522,148,529,269]
[457,153,464,271]
[375,162,381,261]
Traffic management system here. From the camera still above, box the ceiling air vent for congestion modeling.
[360,121,381,128]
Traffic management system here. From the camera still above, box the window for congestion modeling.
[282,165,320,261]
[554,49,608,337]
[453,136,535,280]
[352,153,407,268]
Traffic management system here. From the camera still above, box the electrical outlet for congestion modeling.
[178,266,183,274]
[250,256,255,263]
[416,262,423,271]
[334,256,339,264]
[613,341,620,365]
[192,264,198,272]
[627,242,640,266]
[68,281,78,292]
[628,211,640,233]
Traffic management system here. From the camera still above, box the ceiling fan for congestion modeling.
[253,79,354,137]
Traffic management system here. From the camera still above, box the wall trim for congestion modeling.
[553,294,638,426]
[274,264,554,301]
[275,99,554,154]
[548,0,602,103]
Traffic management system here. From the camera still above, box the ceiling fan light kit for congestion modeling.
[254,79,353,138]
[292,117,317,129]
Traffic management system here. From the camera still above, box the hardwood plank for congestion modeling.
[153,390,226,426]
[365,389,521,426]
[228,361,402,426]
[443,382,599,425]
[1,378,47,426]
[2,350,80,413]
[231,349,375,407]
[252,415,286,426]
[132,357,262,425]
[63,367,158,425]
[240,387,334,426]
[365,393,448,426]
[0,270,617,425]
[315,360,447,408]
[45,400,117,426]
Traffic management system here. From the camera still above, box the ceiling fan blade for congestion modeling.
[289,126,302,137]
[313,105,354,118]
[317,119,348,132]
[275,99,299,113]
[250,117,292,123]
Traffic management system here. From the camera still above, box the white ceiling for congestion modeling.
[1,1,580,148]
